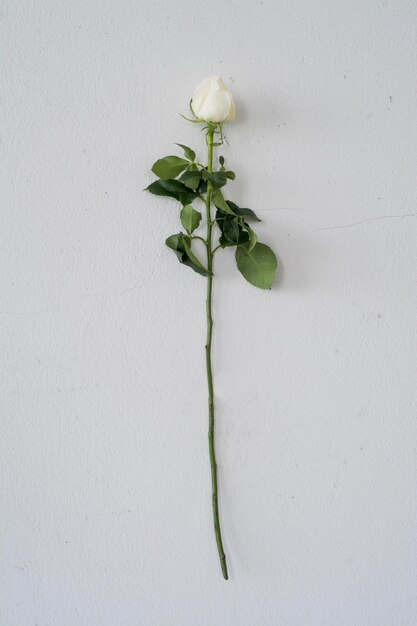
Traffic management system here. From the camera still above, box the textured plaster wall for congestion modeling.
[2,1,417,624]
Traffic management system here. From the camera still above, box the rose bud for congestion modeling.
[191,76,235,123]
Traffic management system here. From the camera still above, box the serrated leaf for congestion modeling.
[151,156,190,179]
[146,179,198,205]
[226,201,261,222]
[202,170,228,190]
[212,189,236,215]
[197,178,208,194]
[165,233,210,277]
[219,234,236,248]
[147,178,186,195]
[175,144,196,161]
[222,218,240,244]
[165,233,184,256]
[235,242,277,289]
[179,170,201,190]
[243,224,257,250]
[182,238,210,275]
[180,204,202,234]
[219,230,250,248]
[216,211,250,248]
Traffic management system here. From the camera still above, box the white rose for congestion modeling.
[191,76,235,123]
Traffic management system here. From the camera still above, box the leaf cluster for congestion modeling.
[146,146,277,289]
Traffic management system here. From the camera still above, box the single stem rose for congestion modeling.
[146,77,278,580]
[204,128,228,580]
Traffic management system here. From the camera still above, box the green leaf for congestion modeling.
[202,170,228,190]
[219,230,249,248]
[146,178,185,195]
[216,210,251,248]
[226,201,261,222]
[235,242,277,289]
[222,218,240,244]
[165,233,210,277]
[225,171,236,180]
[181,238,210,275]
[179,170,201,190]
[212,189,236,215]
[151,156,189,179]
[175,144,196,161]
[165,234,185,264]
[146,179,198,205]
[219,156,225,166]
[178,192,198,206]
[197,178,208,194]
[243,224,257,251]
[166,233,183,252]
[180,204,202,234]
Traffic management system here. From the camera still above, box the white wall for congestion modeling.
[2,1,417,624]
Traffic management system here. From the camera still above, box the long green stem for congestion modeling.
[205,129,229,580]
